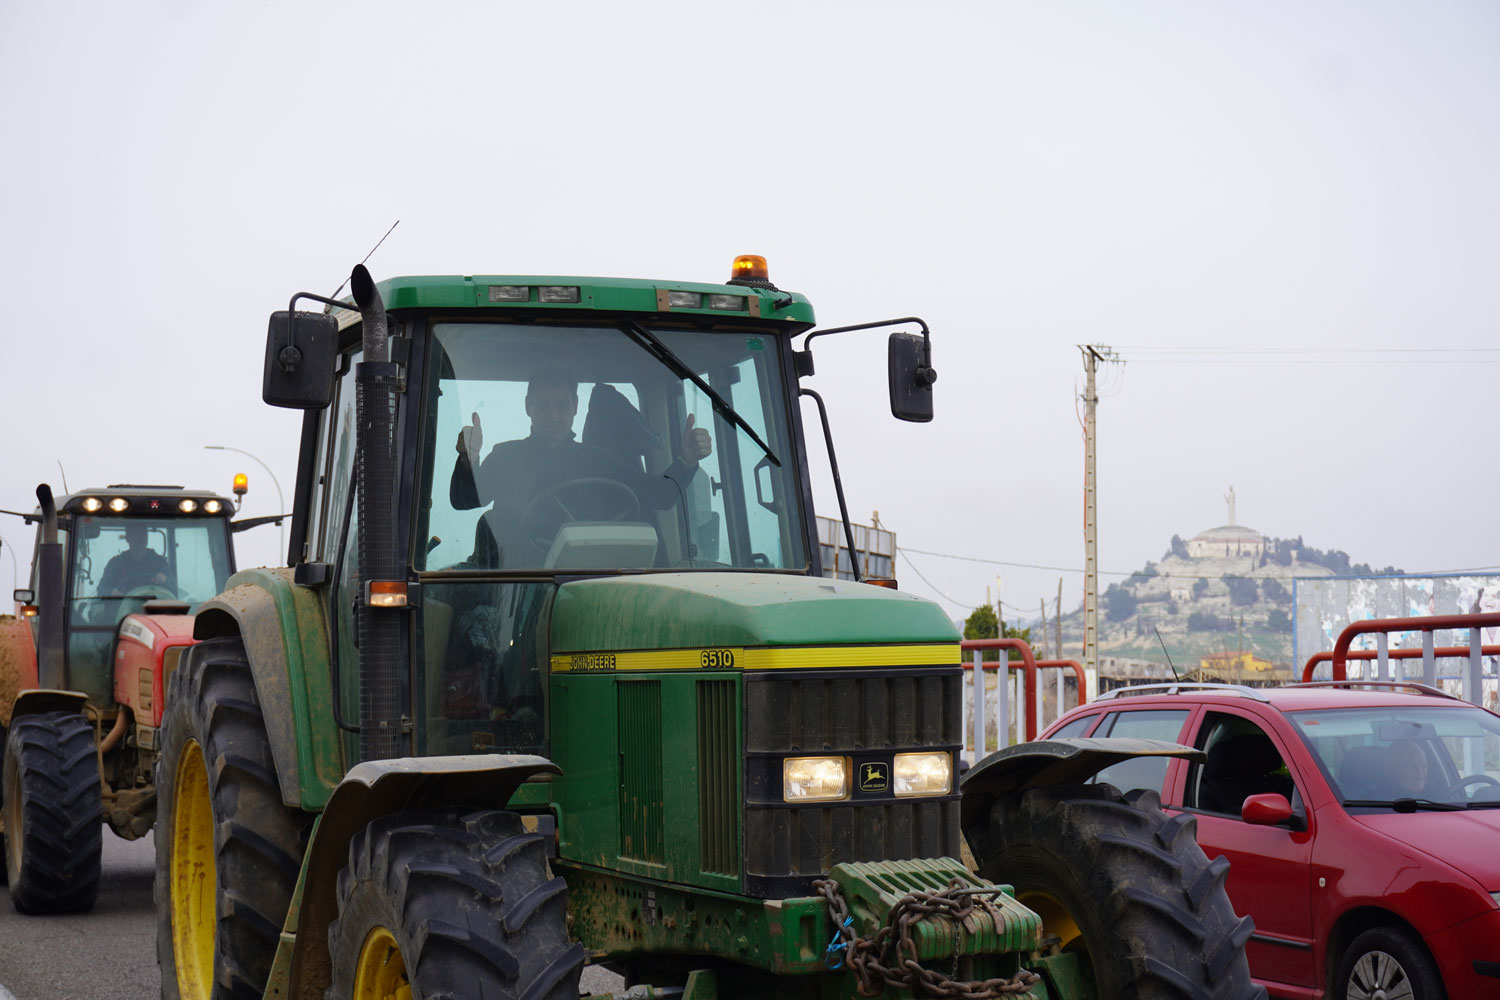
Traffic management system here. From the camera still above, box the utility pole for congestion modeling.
[1080,344,1120,676]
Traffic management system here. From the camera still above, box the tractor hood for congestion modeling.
[550,572,959,653]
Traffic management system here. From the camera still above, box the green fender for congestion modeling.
[282,754,561,999]
[191,567,343,810]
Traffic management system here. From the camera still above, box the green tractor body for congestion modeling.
[156,261,1264,1000]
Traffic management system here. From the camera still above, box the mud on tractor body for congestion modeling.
[0,483,239,913]
[154,259,1263,999]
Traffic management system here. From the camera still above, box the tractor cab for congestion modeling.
[15,485,236,705]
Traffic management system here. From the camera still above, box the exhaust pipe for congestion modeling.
[350,265,403,762]
[35,484,67,690]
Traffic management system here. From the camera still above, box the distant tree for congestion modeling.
[1105,584,1138,622]
[1266,608,1291,631]
[1170,534,1190,559]
[1225,577,1258,606]
[1192,577,1210,600]
[1352,562,1373,576]
[962,605,1032,661]
[1187,610,1223,632]
[1261,578,1290,604]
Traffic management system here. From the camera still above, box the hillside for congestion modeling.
[1047,522,1402,677]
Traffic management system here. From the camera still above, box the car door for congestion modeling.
[1176,709,1315,992]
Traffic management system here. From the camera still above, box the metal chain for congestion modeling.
[813,878,1042,999]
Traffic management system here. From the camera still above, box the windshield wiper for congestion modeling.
[618,320,780,467]
[1343,797,1462,812]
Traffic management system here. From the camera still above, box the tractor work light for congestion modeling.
[667,291,702,309]
[108,498,130,512]
[178,500,198,513]
[80,497,103,512]
[892,752,952,797]
[366,580,408,608]
[783,756,848,802]
[203,499,222,514]
[708,294,746,311]
[538,286,580,303]
[488,285,529,303]
[730,254,768,282]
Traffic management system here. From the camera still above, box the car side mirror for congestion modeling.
[1241,792,1298,828]
[888,331,935,423]
[263,311,339,409]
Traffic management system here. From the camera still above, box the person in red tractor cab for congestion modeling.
[98,522,172,596]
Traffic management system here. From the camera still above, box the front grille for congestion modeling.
[618,679,663,864]
[742,666,962,896]
[697,679,738,875]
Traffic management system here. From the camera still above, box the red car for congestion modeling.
[1039,681,1500,999]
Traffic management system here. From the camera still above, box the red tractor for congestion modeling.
[0,483,255,913]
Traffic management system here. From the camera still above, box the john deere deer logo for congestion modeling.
[859,762,889,792]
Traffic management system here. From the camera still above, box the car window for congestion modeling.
[1188,713,1297,816]
[1091,709,1190,796]
[1048,713,1097,739]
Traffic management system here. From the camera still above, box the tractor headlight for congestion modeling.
[783,756,848,802]
[893,752,952,797]
[203,500,222,514]
[178,499,198,513]
[80,497,103,512]
[108,498,130,512]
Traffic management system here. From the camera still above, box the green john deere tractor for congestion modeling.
[154,257,1264,1000]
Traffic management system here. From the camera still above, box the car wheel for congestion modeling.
[1335,926,1443,1000]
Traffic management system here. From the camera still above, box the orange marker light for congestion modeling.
[730,255,769,282]
[233,473,249,497]
[367,580,409,608]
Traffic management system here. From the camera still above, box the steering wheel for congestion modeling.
[125,583,179,600]
[519,478,641,555]
[1443,774,1500,799]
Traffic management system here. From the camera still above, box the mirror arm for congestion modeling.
[278,291,357,375]
[795,316,934,384]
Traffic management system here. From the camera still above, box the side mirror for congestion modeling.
[888,331,935,423]
[13,588,34,604]
[263,311,339,409]
[1241,792,1294,827]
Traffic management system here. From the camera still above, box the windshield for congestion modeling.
[1289,703,1500,807]
[417,321,808,574]
[69,515,235,623]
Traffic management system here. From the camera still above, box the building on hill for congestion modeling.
[1186,485,1267,559]
[1198,650,1274,675]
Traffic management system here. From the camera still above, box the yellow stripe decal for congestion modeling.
[550,644,960,673]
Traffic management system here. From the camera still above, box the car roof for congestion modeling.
[1085,682,1476,716]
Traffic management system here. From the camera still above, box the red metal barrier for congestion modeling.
[960,638,1086,742]
[1301,612,1500,682]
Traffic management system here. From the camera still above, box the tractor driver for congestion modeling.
[99,522,173,596]
[448,367,712,564]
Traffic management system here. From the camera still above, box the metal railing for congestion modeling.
[1300,612,1500,707]
[960,638,1086,761]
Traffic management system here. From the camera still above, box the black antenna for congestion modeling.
[328,219,401,300]
[1155,626,1181,681]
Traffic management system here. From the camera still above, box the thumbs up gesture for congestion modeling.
[456,411,483,462]
[680,412,713,466]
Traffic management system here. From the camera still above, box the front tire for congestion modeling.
[155,637,308,1000]
[3,710,101,913]
[1334,926,1443,1000]
[326,809,584,1000]
[966,784,1264,999]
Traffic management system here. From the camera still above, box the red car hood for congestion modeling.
[1352,808,1500,889]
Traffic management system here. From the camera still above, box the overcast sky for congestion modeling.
[2,1,1496,626]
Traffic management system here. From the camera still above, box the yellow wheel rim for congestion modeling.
[170,739,217,1000]
[353,926,412,1000]
[1018,887,1085,955]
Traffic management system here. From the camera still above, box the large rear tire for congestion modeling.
[326,809,584,1000]
[155,637,309,1000]
[966,784,1265,1000]
[2,710,101,913]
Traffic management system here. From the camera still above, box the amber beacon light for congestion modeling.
[729,254,769,283]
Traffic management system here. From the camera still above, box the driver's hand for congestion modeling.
[680,413,712,467]
[456,411,483,462]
